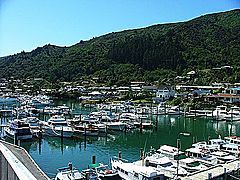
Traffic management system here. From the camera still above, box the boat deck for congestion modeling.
[182,159,240,179]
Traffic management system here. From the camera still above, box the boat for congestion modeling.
[140,153,188,177]
[44,115,74,138]
[4,119,33,140]
[210,151,236,163]
[185,147,218,165]
[73,124,99,136]
[88,162,121,180]
[207,105,227,120]
[221,143,240,155]
[225,106,240,121]
[55,162,84,180]
[156,145,207,172]
[167,106,181,115]
[111,157,164,180]
[224,136,240,145]
[191,138,226,152]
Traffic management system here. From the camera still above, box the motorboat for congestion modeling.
[156,145,207,172]
[88,162,121,180]
[177,158,207,173]
[224,136,240,145]
[191,138,226,152]
[225,106,240,121]
[73,124,99,136]
[55,162,84,180]
[207,105,227,120]
[140,153,188,177]
[210,151,236,163]
[44,115,74,138]
[111,158,164,180]
[167,106,181,115]
[4,119,33,140]
[185,147,218,165]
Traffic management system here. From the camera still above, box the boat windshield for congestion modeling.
[174,154,187,160]
[160,162,173,168]
[187,161,200,167]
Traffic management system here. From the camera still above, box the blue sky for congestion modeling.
[0,0,239,57]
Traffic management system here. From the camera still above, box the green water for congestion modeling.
[14,100,240,178]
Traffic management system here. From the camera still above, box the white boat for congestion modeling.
[73,124,99,136]
[55,162,84,180]
[185,147,218,165]
[111,158,164,180]
[88,162,121,180]
[220,143,240,155]
[191,139,226,152]
[210,151,236,163]
[177,158,207,173]
[105,121,126,131]
[141,153,188,177]
[225,106,240,121]
[100,116,126,131]
[4,119,33,140]
[44,115,74,138]
[167,106,181,115]
[224,136,240,145]
[207,105,227,120]
[156,145,207,172]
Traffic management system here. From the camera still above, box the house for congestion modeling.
[156,86,175,101]
[205,87,240,104]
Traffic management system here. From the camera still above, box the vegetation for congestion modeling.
[0,10,239,85]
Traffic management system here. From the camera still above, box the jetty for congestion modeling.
[0,140,49,180]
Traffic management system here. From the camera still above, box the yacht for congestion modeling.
[207,105,227,120]
[4,119,33,140]
[185,147,218,165]
[140,153,188,177]
[55,162,84,180]
[111,158,164,180]
[191,139,226,152]
[210,151,236,163]
[224,136,240,145]
[44,115,74,138]
[225,106,240,121]
[88,162,121,180]
[156,145,207,172]
[167,106,181,115]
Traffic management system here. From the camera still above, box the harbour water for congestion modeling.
[1,99,240,178]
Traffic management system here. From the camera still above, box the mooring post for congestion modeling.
[118,151,122,160]
[92,155,96,164]
[14,133,18,145]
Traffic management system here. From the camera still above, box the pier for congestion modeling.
[0,140,49,180]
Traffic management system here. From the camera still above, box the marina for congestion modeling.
[1,97,240,179]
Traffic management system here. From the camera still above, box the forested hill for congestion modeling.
[0,9,239,85]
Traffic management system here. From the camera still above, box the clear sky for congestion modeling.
[0,0,239,57]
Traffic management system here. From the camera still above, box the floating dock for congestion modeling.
[0,140,49,180]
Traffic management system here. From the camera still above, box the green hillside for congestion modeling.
[0,9,239,85]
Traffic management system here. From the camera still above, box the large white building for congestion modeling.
[156,86,175,101]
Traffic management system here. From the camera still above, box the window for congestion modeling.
[134,172,138,177]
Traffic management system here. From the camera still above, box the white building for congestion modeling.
[156,86,175,101]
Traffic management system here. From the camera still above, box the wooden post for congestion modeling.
[118,151,122,160]
[14,133,18,145]
[155,115,158,131]
[92,155,96,164]
[61,126,64,141]
[140,117,143,134]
